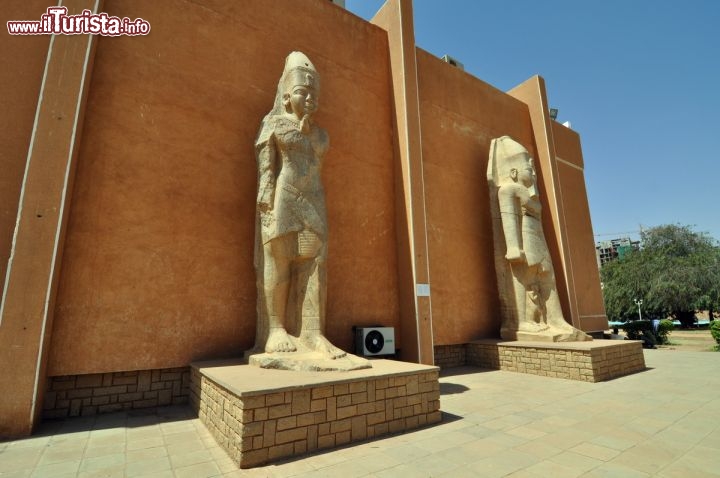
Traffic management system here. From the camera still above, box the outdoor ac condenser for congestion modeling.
[355,327,395,357]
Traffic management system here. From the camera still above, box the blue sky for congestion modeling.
[346,0,720,243]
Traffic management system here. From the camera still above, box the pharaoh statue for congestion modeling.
[487,136,591,342]
[247,51,369,370]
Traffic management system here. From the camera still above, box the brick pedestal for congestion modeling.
[189,359,441,468]
[467,339,645,382]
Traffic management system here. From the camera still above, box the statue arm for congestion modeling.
[256,125,277,212]
[498,186,525,263]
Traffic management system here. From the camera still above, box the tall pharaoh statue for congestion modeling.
[247,52,370,370]
[488,136,591,342]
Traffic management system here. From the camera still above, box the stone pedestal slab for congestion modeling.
[189,359,441,468]
[467,339,645,382]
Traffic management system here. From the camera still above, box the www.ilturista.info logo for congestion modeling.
[7,7,150,36]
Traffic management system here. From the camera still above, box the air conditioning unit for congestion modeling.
[355,327,395,357]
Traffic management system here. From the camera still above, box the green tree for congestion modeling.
[601,225,720,327]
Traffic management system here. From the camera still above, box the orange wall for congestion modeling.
[552,122,607,331]
[0,1,50,292]
[47,0,401,375]
[416,50,556,345]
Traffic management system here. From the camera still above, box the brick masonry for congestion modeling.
[190,364,441,468]
[466,339,646,382]
[43,367,190,419]
[433,344,466,369]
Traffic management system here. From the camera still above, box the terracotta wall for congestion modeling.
[552,122,607,331]
[416,50,560,345]
[47,0,401,375]
[0,1,50,292]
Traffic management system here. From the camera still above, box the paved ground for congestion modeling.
[1,349,719,477]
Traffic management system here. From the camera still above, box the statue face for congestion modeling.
[286,84,318,119]
[516,157,536,188]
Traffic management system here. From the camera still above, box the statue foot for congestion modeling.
[518,321,549,333]
[265,327,297,353]
[304,333,347,359]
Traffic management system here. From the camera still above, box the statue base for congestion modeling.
[189,359,441,468]
[247,351,371,372]
[467,339,646,382]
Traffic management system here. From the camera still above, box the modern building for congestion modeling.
[1,0,607,437]
[596,237,640,267]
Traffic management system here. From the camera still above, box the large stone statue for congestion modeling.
[488,136,591,342]
[247,52,369,370]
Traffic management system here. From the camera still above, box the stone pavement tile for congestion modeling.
[291,459,367,478]
[435,438,507,464]
[47,434,89,448]
[126,426,163,441]
[580,462,651,477]
[76,464,125,477]
[5,436,52,450]
[656,444,720,477]
[214,456,239,473]
[133,471,174,478]
[589,432,642,451]
[541,428,596,450]
[372,463,424,478]
[395,453,461,477]
[159,421,196,435]
[513,439,564,460]
[36,445,85,466]
[162,461,220,478]
[436,463,500,478]
[349,450,403,474]
[524,459,581,478]
[466,448,538,478]
[0,447,44,473]
[83,442,125,458]
[483,414,533,431]
[624,416,675,436]
[570,442,621,462]
[126,435,164,451]
[165,438,206,456]
[169,448,215,468]
[77,452,125,474]
[549,450,603,473]
[0,470,32,478]
[504,470,546,478]
[163,430,204,446]
[609,441,682,475]
[505,425,548,440]
[124,455,172,477]
[458,424,494,439]
[126,445,167,463]
[258,455,318,477]
[482,430,531,448]
[381,443,431,464]
[413,430,476,452]
[28,459,80,478]
[86,435,125,449]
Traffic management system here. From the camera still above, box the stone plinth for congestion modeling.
[467,339,645,382]
[189,359,441,468]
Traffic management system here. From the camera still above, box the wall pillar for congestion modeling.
[372,0,434,365]
[0,0,101,437]
[508,76,581,330]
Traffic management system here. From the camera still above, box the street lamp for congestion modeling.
[634,298,643,321]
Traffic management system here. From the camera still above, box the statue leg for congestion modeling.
[513,264,548,333]
[296,244,346,359]
[263,236,297,353]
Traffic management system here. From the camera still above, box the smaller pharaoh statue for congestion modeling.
[488,136,591,342]
[248,51,369,370]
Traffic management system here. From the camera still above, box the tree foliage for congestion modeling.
[601,225,720,327]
